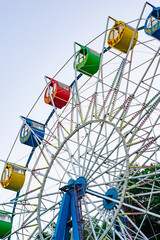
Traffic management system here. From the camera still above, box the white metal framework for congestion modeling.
[1,2,160,240]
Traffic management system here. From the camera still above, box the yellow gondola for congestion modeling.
[1,163,25,192]
[107,19,138,53]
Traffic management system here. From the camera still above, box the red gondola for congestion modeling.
[44,77,70,109]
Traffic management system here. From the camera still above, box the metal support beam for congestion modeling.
[53,179,86,240]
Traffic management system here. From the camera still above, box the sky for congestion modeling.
[0,0,159,201]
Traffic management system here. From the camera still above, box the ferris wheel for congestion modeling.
[0,2,160,240]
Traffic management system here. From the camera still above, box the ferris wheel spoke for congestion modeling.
[133,47,160,95]
[53,146,78,179]
[85,123,123,180]
[27,226,38,240]
[81,121,98,176]
[126,169,160,190]
[127,168,160,190]
[142,58,160,104]
[78,124,109,189]
[82,197,98,240]
[125,192,146,211]
[21,207,38,228]
[83,121,108,177]
[98,59,125,119]
[85,194,108,222]
[125,190,160,200]
[85,194,119,240]
[86,188,160,222]
[127,103,160,145]
[119,209,148,240]
[87,142,127,184]
[98,79,113,185]
[108,60,126,120]
[88,176,126,189]
[116,216,132,240]
[25,199,61,229]
[132,145,160,171]
[76,123,81,176]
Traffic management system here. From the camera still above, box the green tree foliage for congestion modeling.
[124,164,160,239]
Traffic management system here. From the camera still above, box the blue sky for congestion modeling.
[0,0,159,199]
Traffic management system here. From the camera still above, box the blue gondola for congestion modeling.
[20,116,45,147]
[144,4,160,40]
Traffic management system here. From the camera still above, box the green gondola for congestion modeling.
[0,210,12,238]
[73,43,100,76]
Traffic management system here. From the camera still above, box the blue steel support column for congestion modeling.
[64,204,71,240]
[70,192,83,240]
[52,193,71,240]
[53,178,86,240]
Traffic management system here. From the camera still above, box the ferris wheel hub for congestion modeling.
[103,188,118,210]
[65,177,87,197]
